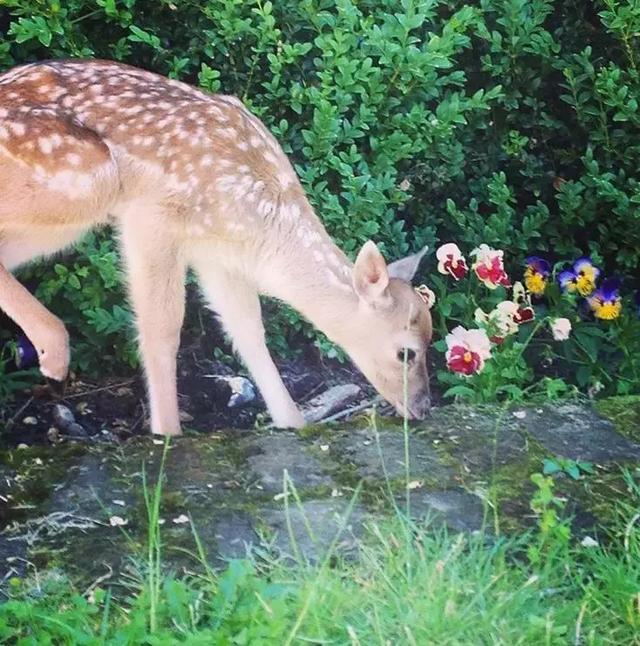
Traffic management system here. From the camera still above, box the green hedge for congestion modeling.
[1,0,638,385]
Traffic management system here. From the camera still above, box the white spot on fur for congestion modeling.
[216,174,238,191]
[218,127,237,139]
[44,169,95,196]
[9,122,26,136]
[257,199,275,217]
[278,171,293,188]
[284,203,300,220]
[38,137,54,154]
[66,152,82,166]
[263,151,278,165]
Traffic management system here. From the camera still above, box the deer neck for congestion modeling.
[257,205,360,347]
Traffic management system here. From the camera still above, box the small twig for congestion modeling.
[5,396,34,429]
[63,379,136,400]
[318,397,382,424]
[83,562,114,598]
[128,398,147,435]
[300,380,327,403]
[624,512,640,562]
[574,599,588,645]
[5,511,104,546]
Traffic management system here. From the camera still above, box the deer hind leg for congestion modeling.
[118,213,186,436]
[190,255,305,429]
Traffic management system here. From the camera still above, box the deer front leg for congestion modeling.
[0,263,69,381]
[120,221,186,436]
[193,263,305,429]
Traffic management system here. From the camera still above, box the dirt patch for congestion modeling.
[0,334,377,448]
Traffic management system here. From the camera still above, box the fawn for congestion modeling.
[0,59,433,436]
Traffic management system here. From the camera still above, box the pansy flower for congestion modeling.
[414,284,436,309]
[558,257,600,296]
[511,281,535,324]
[550,318,572,341]
[445,326,491,375]
[587,278,622,320]
[16,334,38,369]
[470,244,511,289]
[523,256,550,296]
[474,301,519,344]
[513,305,535,324]
[436,243,468,280]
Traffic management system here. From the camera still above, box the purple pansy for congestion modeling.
[587,277,622,320]
[558,257,600,296]
[524,256,551,275]
[16,334,38,369]
[523,256,551,296]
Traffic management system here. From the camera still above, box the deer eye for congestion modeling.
[397,348,416,363]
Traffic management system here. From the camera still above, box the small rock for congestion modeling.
[512,410,527,419]
[47,427,61,444]
[75,402,91,415]
[226,377,256,408]
[109,516,128,527]
[51,404,87,438]
[179,410,194,423]
[17,443,29,450]
[581,535,599,548]
[205,375,256,408]
[64,423,88,439]
[99,429,118,443]
[302,384,361,423]
[22,416,37,425]
[172,514,189,524]
[53,404,76,428]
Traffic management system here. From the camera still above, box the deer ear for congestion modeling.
[353,241,390,305]
[387,246,429,282]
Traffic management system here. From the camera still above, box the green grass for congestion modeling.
[2,388,639,645]
[1,469,639,644]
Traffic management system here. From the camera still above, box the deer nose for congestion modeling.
[412,394,431,420]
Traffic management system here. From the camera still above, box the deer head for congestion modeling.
[342,241,433,419]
